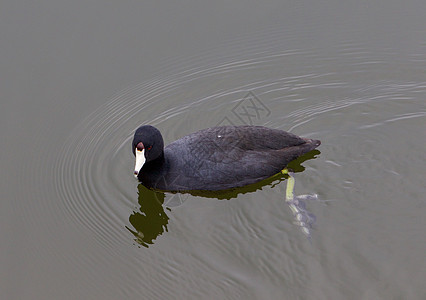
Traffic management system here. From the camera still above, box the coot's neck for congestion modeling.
[143,151,166,170]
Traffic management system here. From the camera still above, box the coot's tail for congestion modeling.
[303,138,321,151]
[275,138,320,166]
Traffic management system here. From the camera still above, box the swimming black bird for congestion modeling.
[132,125,320,191]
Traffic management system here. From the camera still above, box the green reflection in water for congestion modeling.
[127,150,320,247]
[126,185,170,248]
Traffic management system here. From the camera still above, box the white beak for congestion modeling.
[134,148,146,177]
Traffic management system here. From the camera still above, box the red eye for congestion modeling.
[147,146,152,150]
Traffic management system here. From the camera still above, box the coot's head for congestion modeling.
[132,125,164,176]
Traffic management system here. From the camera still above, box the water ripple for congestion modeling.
[51,30,425,252]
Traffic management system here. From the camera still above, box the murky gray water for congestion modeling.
[2,1,425,299]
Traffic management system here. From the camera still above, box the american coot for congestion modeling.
[132,125,320,191]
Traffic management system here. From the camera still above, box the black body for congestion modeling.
[132,125,320,191]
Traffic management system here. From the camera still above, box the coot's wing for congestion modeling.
[187,126,307,151]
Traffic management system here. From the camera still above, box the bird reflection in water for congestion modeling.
[126,150,321,247]
[126,185,170,248]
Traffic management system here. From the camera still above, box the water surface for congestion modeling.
[1,1,425,299]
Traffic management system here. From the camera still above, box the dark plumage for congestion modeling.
[132,125,320,191]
